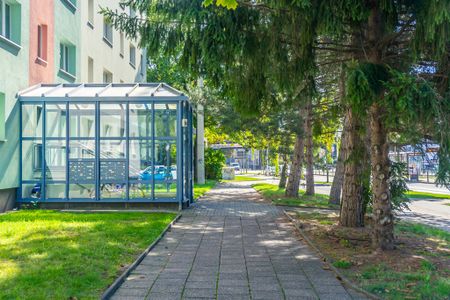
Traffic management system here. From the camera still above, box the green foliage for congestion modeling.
[333,259,352,269]
[389,162,410,211]
[203,0,238,10]
[205,148,226,180]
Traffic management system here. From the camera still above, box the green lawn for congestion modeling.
[194,180,217,199]
[223,175,261,182]
[406,191,450,199]
[252,183,337,208]
[0,211,176,299]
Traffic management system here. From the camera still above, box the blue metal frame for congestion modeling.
[18,94,193,205]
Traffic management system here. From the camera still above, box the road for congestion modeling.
[244,173,450,231]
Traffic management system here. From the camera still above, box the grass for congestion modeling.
[0,210,176,299]
[194,180,217,199]
[223,175,261,182]
[252,183,337,208]
[289,209,450,300]
[406,191,450,199]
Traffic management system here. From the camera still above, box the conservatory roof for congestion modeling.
[17,83,187,100]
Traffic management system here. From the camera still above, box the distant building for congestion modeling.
[210,143,262,170]
[0,0,146,211]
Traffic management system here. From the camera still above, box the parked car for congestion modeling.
[139,165,173,181]
[230,162,240,172]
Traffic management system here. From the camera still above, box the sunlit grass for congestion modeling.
[223,175,261,182]
[194,180,217,199]
[406,191,450,199]
[252,183,336,208]
[0,210,175,299]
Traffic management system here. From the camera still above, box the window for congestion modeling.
[87,0,94,26]
[62,0,76,11]
[129,7,136,18]
[0,0,21,45]
[0,92,5,141]
[140,54,145,75]
[88,57,94,83]
[119,32,124,57]
[103,69,112,83]
[37,25,48,61]
[129,44,136,67]
[103,17,113,46]
[59,43,76,78]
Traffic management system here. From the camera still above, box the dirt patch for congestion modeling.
[288,210,450,299]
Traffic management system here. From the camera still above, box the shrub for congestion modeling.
[205,148,225,180]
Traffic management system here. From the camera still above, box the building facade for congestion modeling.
[0,0,146,212]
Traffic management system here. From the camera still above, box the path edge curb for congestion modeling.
[101,213,182,300]
[283,210,381,300]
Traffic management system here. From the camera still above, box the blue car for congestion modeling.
[139,165,173,181]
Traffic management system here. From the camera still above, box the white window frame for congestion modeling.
[61,44,70,73]
[103,69,113,83]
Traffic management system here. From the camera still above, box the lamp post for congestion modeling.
[196,78,206,184]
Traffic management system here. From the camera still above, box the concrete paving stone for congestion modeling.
[110,296,145,300]
[279,280,313,290]
[283,288,317,297]
[217,294,251,300]
[114,288,149,297]
[187,275,217,283]
[218,279,248,287]
[184,281,217,289]
[318,293,352,300]
[251,290,285,300]
[217,285,250,295]
[146,292,182,300]
[150,283,185,293]
[182,288,216,298]
[121,280,154,289]
[313,284,348,294]
[249,282,282,291]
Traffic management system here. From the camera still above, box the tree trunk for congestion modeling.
[279,154,288,189]
[329,131,346,205]
[329,65,347,205]
[304,99,315,195]
[370,104,394,250]
[339,107,365,227]
[285,132,305,197]
[367,3,395,250]
[286,107,305,197]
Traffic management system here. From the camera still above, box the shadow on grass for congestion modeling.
[252,183,338,209]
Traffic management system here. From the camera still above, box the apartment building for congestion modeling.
[0,0,147,211]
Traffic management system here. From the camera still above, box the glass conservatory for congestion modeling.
[18,83,193,207]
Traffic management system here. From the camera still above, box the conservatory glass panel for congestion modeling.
[100,183,126,199]
[46,184,66,199]
[69,184,95,199]
[45,140,66,180]
[129,140,152,180]
[129,183,152,199]
[22,140,42,181]
[99,140,126,159]
[129,103,152,138]
[46,104,66,138]
[69,104,95,138]
[22,104,43,138]
[69,140,95,159]
[154,141,177,198]
[154,104,177,137]
[22,183,41,199]
[100,103,126,138]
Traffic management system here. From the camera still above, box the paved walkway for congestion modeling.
[111,182,365,300]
